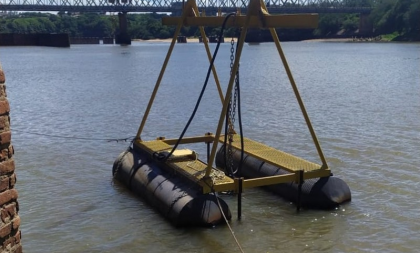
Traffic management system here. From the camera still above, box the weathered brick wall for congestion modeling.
[0,65,21,253]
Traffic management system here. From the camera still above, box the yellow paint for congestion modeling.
[134,0,330,194]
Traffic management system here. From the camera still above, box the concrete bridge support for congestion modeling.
[115,12,131,45]
[359,13,373,37]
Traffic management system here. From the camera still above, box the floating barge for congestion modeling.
[113,0,351,227]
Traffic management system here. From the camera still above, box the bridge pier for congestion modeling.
[115,12,131,45]
[358,13,373,37]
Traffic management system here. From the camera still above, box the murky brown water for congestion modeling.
[1,41,419,253]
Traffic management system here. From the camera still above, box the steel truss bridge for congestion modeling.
[0,0,373,14]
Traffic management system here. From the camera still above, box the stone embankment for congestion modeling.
[0,33,69,47]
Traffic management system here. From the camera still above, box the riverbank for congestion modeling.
[133,38,229,43]
[302,38,353,42]
[134,37,352,43]
[133,37,383,43]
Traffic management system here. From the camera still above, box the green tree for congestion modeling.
[60,16,78,36]
[407,1,420,34]
[1,6,417,42]
[316,14,342,36]
[392,0,412,33]
[370,0,420,39]
[38,17,56,33]
[342,14,359,31]
[370,0,396,34]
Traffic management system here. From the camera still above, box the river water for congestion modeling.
[0,40,419,253]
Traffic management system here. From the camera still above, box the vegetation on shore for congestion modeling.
[0,0,418,41]
[369,0,419,41]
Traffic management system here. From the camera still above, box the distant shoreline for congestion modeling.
[302,38,354,42]
[133,38,200,43]
[132,37,420,43]
[133,37,362,43]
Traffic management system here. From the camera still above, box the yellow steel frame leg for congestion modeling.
[204,0,329,176]
[196,11,225,102]
[204,0,258,177]
[260,2,329,170]
[136,0,225,139]
[136,0,329,188]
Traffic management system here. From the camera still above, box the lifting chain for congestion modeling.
[227,36,240,176]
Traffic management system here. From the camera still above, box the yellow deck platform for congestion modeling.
[135,139,235,193]
[127,0,337,216]
[222,135,323,173]
[135,135,330,194]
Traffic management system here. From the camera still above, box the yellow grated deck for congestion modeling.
[221,135,324,173]
[135,140,234,191]
[170,160,233,185]
[135,135,330,193]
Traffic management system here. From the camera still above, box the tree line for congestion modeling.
[369,0,419,40]
[0,0,418,41]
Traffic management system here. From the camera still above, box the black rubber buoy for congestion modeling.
[216,145,351,209]
[113,148,231,227]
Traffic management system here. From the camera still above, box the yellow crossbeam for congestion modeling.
[162,134,215,145]
[162,14,318,29]
[243,174,297,188]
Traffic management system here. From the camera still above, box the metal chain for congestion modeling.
[230,35,240,128]
[229,37,236,134]
[227,36,240,176]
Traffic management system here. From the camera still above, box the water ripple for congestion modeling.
[1,42,419,252]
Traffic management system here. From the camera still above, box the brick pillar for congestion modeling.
[0,64,22,253]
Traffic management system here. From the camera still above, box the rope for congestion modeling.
[213,191,245,253]
[201,177,245,253]
[11,129,136,143]
[112,148,131,177]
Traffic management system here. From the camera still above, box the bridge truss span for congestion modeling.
[0,0,373,13]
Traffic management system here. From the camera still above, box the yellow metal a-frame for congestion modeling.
[134,0,331,204]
